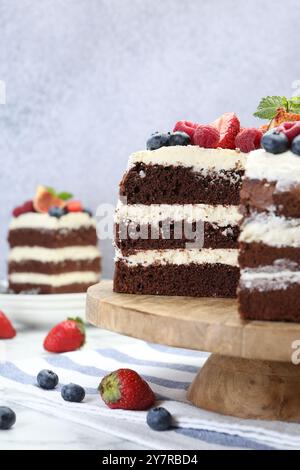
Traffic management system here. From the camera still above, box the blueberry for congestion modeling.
[48,206,65,218]
[291,135,300,156]
[61,383,85,403]
[0,407,16,430]
[169,131,191,146]
[146,407,172,431]
[146,132,170,151]
[37,369,59,390]
[261,131,289,154]
[83,208,93,217]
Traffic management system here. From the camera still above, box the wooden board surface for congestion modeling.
[86,280,300,363]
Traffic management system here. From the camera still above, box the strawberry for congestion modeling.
[43,317,85,353]
[0,311,16,339]
[276,121,300,142]
[12,200,35,218]
[173,120,198,144]
[235,128,263,153]
[193,124,220,148]
[66,201,83,213]
[99,368,155,410]
[212,112,240,149]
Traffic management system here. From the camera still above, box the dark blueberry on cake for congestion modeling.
[291,135,300,156]
[48,206,65,218]
[261,130,289,154]
[146,132,170,151]
[169,131,190,146]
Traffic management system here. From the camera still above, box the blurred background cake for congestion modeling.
[8,186,101,294]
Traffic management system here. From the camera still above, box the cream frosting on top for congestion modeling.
[128,146,247,172]
[9,212,96,231]
[246,149,300,190]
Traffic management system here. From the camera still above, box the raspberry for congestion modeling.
[276,121,300,142]
[173,121,198,144]
[235,128,263,153]
[193,125,220,148]
[212,112,240,149]
[12,200,35,217]
[66,201,83,212]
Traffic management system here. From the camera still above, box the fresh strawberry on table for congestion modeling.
[99,368,155,410]
[0,311,16,339]
[43,317,85,353]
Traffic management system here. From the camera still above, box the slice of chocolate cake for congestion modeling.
[8,186,101,294]
[114,114,254,298]
[238,124,300,321]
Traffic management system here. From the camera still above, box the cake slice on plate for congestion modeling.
[8,186,101,294]
[238,122,300,321]
[114,114,261,297]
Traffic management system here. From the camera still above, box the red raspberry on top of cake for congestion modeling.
[8,186,101,294]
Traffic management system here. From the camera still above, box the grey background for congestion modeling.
[0,0,298,279]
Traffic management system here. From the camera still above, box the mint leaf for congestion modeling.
[288,96,300,114]
[253,96,287,119]
[46,186,57,196]
[57,191,73,201]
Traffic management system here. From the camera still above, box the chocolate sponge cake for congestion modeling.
[8,187,101,294]
[238,129,300,321]
[114,115,252,298]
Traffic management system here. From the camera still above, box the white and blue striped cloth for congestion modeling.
[1,339,300,450]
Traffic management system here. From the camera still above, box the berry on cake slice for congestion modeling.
[43,317,85,353]
[212,112,240,149]
[235,128,263,152]
[193,124,220,148]
[173,120,198,144]
[12,200,35,218]
[276,121,300,142]
[0,311,16,339]
[291,135,300,156]
[66,201,83,212]
[99,368,155,410]
[261,129,289,154]
[147,132,170,151]
[168,131,191,146]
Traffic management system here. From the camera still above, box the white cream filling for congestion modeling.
[9,246,100,263]
[240,268,300,291]
[239,213,300,248]
[9,212,96,231]
[115,248,238,267]
[128,146,246,172]
[8,271,99,287]
[115,202,241,226]
[246,149,300,191]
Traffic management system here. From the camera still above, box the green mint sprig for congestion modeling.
[254,95,300,119]
[46,187,73,201]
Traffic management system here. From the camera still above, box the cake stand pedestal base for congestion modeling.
[188,354,300,421]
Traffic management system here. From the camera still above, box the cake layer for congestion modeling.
[245,149,300,191]
[238,284,300,322]
[114,261,239,297]
[239,242,300,268]
[240,267,300,291]
[8,258,101,275]
[115,202,241,226]
[115,222,239,253]
[8,227,98,248]
[240,178,300,219]
[115,248,238,267]
[8,282,94,295]
[239,213,300,248]
[8,271,99,287]
[128,146,246,172]
[9,212,96,231]
[120,163,243,205]
[8,245,100,263]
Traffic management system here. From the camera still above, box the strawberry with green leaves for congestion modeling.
[43,317,85,353]
[99,368,155,410]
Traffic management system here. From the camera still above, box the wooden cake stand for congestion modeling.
[86,280,300,422]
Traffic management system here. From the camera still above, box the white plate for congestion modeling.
[0,281,87,326]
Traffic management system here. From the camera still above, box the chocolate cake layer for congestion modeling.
[8,258,101,275]
[239,242,300,269]
[240,178,300,218]
[8,282,94,295]
[120,164,243,205]
[114,261,239,298]
[8,227,98,248]
[115,222,239,254]
[239,284,300,322]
